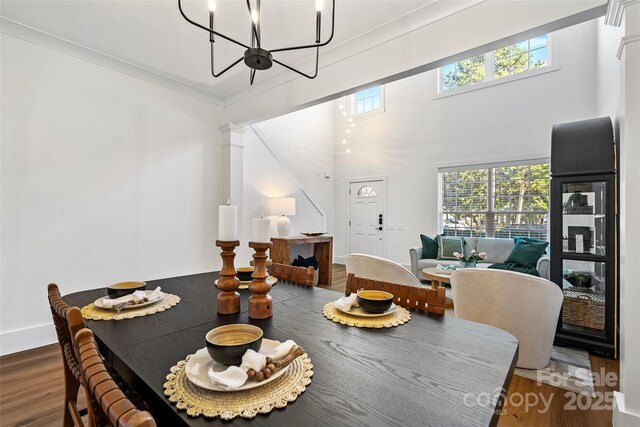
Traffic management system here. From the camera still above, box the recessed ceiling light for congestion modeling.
[339,104,344,110]
[346,129,351,134]
[350,123,355,128]
[346,148,351,154]
[348,118,353,123]
[342,139,347,144]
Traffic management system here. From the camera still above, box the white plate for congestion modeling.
[336,303,397,318]
[185,339,289,392]
[94,290,164,310]
[215,276,277,290]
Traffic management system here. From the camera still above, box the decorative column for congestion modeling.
[219,123,247,238]
[606,1,640,425]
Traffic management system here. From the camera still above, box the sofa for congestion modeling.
[409,237,550,280]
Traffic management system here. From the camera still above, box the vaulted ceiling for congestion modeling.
[1,0,435,99]
[1,0,607,123]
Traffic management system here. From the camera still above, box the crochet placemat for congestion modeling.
[163,353,313,420]
[80,294,181,321]
[322,301,411,328]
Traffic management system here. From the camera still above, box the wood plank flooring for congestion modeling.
[0,265,618,426]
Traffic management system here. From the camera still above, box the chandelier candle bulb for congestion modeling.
[218,204,237,241]
[252,217,271,243]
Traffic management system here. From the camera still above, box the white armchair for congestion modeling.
[345,253,423,287]
[450,269,562,369]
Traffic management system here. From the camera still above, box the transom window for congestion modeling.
[439,161,550,239]
[440,34,549,93]
[352,86,384,115]
[356,185,377,198]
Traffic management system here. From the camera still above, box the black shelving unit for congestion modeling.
[550,117,618,358]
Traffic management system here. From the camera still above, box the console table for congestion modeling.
[270,235,333,287]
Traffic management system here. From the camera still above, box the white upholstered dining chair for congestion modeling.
[345,253,423,287]
[450,269,563,369]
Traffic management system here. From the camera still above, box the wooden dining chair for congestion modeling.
[48,283,91,427]
[345,273,446,315]
[74,326,156,427]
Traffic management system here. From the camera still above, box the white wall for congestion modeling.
[240,103,334,263]
[0,34,227,355]
[333,20,599,265]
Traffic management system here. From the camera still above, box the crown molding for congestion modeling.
[617,33,640,59]
[606,0,640,26]
[0,17,224,107]
[218,123,248,134]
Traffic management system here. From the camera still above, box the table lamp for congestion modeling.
[271,197,296,237]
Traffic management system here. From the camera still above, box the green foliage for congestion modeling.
[443,40,546,91]
[441,164,550,238]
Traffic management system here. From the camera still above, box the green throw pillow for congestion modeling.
[488,262,540,276]
[513,236,549,254]
[505,239,549,269]
[420,234,439,259]
[436,236,464,260]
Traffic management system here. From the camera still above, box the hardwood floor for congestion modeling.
[0,344,86,427]
[0,266,618,426]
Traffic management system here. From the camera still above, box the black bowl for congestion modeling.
[357,290,394,314]
[106,281,146,299]
[205,324,263,365]
[236,266,254,282]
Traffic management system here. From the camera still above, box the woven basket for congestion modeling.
[563,288,605,330]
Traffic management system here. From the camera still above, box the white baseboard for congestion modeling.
[0,322,57,356]
[614,391,640,426]
[333,256,345,265]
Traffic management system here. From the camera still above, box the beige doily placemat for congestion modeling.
[81,294,181,321]
[322,301,411,328]
[163,353,313,420]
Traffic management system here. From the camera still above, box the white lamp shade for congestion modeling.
[271,197,296,216]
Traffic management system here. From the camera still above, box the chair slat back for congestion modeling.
[269,263,315,286]
[346,273,446,315]
[75,328,157,427]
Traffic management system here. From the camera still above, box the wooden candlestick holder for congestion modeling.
[215,240,241,315]
[248,241,273,319]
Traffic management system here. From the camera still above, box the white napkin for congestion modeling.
[101,286,161,309]
[335,293,358,312]
[207,340,297,390]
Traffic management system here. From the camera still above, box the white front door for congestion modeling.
[349,180,385,256]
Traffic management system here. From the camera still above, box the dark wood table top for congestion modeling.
[64,272,518,427]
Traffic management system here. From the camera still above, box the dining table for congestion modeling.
[64,271,519,427]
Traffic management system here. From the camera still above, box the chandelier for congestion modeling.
[178,0,336,85]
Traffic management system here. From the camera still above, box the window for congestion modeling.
[352,86,383,115]
[439,161,550,239]
[440,34,549,93]
[356,185,377,197]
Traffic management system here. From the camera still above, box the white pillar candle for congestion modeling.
[218,205,238,241]
[252,217,271,243]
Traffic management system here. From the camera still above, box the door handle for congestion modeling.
[378,227,383,231]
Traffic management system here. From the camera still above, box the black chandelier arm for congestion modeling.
[210,44,244,77]
[178,0,250,50]
[272,46,319,80]
[270,0,335,53]
[246,0,261,48]
[250,68,256,85]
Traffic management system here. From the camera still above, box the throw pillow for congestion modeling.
[505,239,549,269]
[488,262,540,276]
[436,236,464,260]
[291,255,319,270]
[513,236,549,254]
[420,234,439,259]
